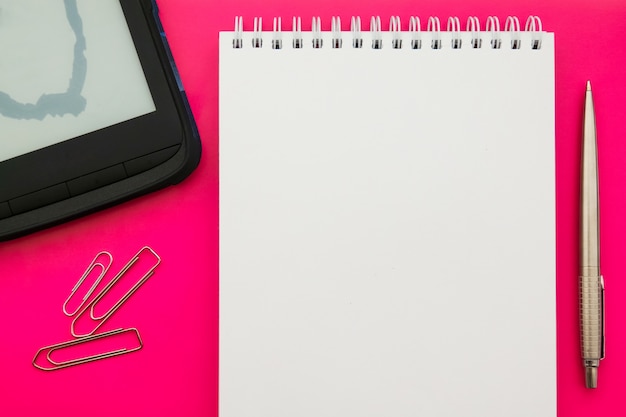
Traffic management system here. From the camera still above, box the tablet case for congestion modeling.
[0,0,201,241]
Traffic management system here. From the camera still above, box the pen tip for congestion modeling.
[585,367,598,389]
[586,80,592,91]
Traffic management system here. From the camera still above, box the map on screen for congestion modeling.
[0,0,156,162]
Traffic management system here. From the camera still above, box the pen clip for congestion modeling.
[600,275,605,359]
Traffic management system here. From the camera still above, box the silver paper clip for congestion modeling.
[32,328,143,371]
[62,251,113,317]
[71,246,161,337]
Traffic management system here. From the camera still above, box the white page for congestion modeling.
[220,29,555,417]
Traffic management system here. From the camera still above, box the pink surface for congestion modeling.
[1,0,625,416]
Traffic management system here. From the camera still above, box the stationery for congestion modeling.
[224,14,556,417]
[579,81,604,388]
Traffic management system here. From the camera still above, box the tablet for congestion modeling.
[0,0,201,240]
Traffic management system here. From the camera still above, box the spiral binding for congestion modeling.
[233,15,544,50]
[272,17,282,49]
[447,17,462,49]
[293,17,303,48]
[390,16,402,49]
[252,17,262,48]
[371,16,382,49]
[312,16,323,48]
[409,17,422,49]
[467,16,481,48]
[505,16,521,49]
[486,16,502,49]
[427,17,442,49]
[332,17,342,48]
[351,16,363,48]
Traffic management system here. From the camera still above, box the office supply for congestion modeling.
[32,328,143,371]
[580,80,605,389]
[63,251,113,317]
[34,247,158,371]
[220,15,555,417]
[0,0,201,241]
[71,246,161,337]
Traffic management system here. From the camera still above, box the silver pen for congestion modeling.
[580,80,605,389]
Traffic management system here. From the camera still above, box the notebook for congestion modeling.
[220,15,555,417]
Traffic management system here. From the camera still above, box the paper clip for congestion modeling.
[32,328,143,371]
[71,246,161,337]
[62,251,113,317]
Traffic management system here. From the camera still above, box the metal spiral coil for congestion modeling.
[232,15,545,50]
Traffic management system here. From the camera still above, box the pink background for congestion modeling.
[1,0,625,416]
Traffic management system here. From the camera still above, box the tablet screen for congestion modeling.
[0,0,156,163]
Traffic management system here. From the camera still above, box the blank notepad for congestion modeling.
[220,17,555,417]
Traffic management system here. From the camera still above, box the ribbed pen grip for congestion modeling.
[579,275,603,359]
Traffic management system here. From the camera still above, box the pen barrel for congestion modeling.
[579,274,603,360]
